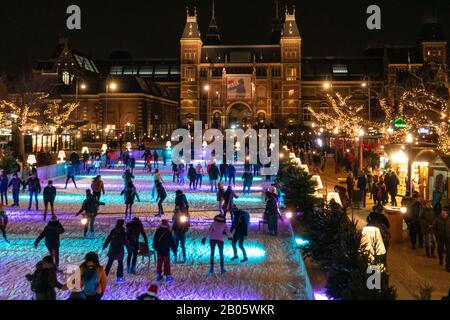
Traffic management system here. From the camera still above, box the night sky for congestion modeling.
[0,0,449,73]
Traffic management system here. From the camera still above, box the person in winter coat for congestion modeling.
[230,206,250,263]
[406,193,424,249]
[172,207,190,263]
[208,162,220,192]
[346,172,354,204]
[103,219,128,282]
[21,163,31,191]
[223,186,239,218]
[172,163,179,183]
[420,200,437,258]
[174,190,189,213]
[137,284,159,300]
[202,214,231,275]
[0,204,10,243]
[357,172,367,208]
[242,171,254,196]
[76,190,105,239]
[388,171,400,206]
[188,164,197,190]
[151,169,164,200]
[126,217,148,274]
[91,175,105,202]
[129,155,136,174]
[24,173,41,211]
[375,178,387,205]
[196,163,204,189]
[227,164,237,188]
[153,150,159,168]
[64,164,77,189]
[219,162,228,183]
[155,181,167,218]
[8,173,22,207]
[366,204,391,251]
[43,181,57,222]
[34,215,65,269]
[121,181,140,221]
[217,183,225,215]
[152,219,176,282]
[0,170,8,206]
[433,207,450,272]
[178,164,185,186]
[26,256,66,300]
[122,169,135,188]
[264,192,282,236]
[78,252,107,300]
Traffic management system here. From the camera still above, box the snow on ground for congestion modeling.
[0,164,309,300]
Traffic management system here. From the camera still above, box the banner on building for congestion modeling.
[227,76,252,100]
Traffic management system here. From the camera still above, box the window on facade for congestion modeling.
[170,66,180,75]
[123,66,138,75]
[154,65,170,77]
[302,105,312,121]
[110,66,123,75]
[332,64,348,74]
[62,71,71,85]
[289,89,295,97]
[139,66,154,75]
[286,66,297,81]
[184,66,196,81]
[272,68,281,77]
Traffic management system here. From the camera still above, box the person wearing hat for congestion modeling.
[137,284,160,300]
[0,204,10,243]
[34,215,65,269]
[153,219,176,282]
[202,214,232,275]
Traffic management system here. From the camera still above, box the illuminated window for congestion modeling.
[303,104,312,121]
[333,64,348,74]
[123,66,138,75]
[286,66,297,81]
[62,71,70,85]
[110,66,123,75]
[184,66,196,81]
[289,89,295,97]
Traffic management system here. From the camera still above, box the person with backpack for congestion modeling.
[208,162,220,192]
[126,217,148,274]
[0,170,9,206]
[0,204,10,243]
[230,205,250,263]
[152,219,176,282]
[34,215,65,269]
[24,173,41,211]
[91,175,105,203]
[188,164,197,190]
[155,180,167,218]
[76,190,105,239]
[78,252,107,300]
[64,164,78,189]
[43,181,57,222]
[121,181,141,221]
[137,284,160,300]
[227,164,237,188]
[242,171,254,196]
[202,214,232,275]
[8,173,22,208]
[26,256,66,300]
[172,207,190,263]
[174,190,189,214]
[103,219,128,283]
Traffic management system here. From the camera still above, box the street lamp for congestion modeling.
[105,80,118,143]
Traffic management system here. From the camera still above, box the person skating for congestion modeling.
[0,204,10,243]
[188,164,197,190]
[153,150,159,168]
[196,163,204,189]
[34,215,65,269]
[64,164,77,189]
[76,190,105,239]
[129,155,136,174]
[202,214,232,275]
[137,284,160,300]
[433,207,450,272]
[174,190,189,214]
[43,181,57,222]
[91,175,105,202]
[230,205,250,263]
[155,180,167,218]
[172,207,190,263]
[126,217,148,274]
[26,256,67,300]
[78,252,107,300]
[162,148,168,166]
[121,181,141,221]
[217,183,225,215]
[227,164,237,188]
[223,186,239,218]
[152,219,176,282]
[24,173,41,211]
[405,193,424,249]
[0,170,8,206]
[208,162,219,192]
[219,162,228,183]
[178,164,185,186]
[264,191,282,236]
[103,219,128,283]
[8,173,22,207]
[122,169,135,188]
[420,200,437,258]
[172,162,179,183]
[151,169,164,200]
[242,171,253,196]
[21,163,31,191]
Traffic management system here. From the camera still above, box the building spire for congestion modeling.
[205,0,221,45]
[271,0,283,44]
[181,5,201,40]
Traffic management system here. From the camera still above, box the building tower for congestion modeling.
[271,0,283,44]
[205,0,221,45]
[420,16,447,68]
[180,7,203,127]
[279,5,302,127]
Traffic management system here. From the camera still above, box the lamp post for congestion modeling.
[104,80,117,143]
[406,133,414,195]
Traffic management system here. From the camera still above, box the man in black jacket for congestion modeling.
[43,181,57,222]
[34,215,65,269]
[230,206,250,263]
[103,219,128,283]
[433,207,450,272]
[126,217,148,274]
[406,193,424,249]
[153,220,176,282]
[76,190,105,239]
